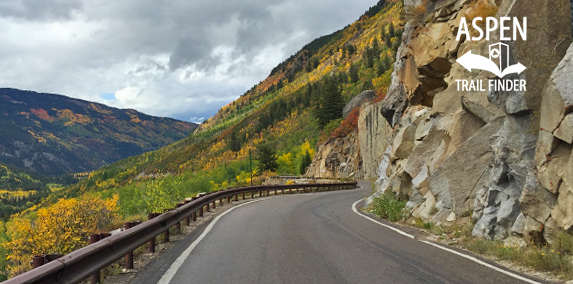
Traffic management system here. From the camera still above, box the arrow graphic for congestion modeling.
[456,50,526,78]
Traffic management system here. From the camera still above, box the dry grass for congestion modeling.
[404,0,429,25]
[464,0,499,37]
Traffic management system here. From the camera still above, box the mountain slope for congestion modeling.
[1,0,404,277]
[50,0,401,201]
[0,88,198,175]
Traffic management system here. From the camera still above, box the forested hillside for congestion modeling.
[0,88,198,176]
[0,0,402,278]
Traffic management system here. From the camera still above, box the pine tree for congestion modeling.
[349,64,360,83]
[257,143,278,172]
[377,61,386,76]
[300,150,312,175]
[389,22,395,38]
[362,79,374,91]
[228,129,241,152]
[372,37,380,58]
[317,78,344,127]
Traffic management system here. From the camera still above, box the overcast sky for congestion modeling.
[0,0,377,123]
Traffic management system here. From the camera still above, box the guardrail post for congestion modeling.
[198,206,203,217]
[242,192,245,200]
[176,204,183,232]
[184,200,191,226]
[32,255,44,269]
[90,234,101,284]
[164,228,170,243]
[147,213,156,252]
[206,202,210,212]
[234,194,238,201]
[124,222,134,269]
[212,199,216,209]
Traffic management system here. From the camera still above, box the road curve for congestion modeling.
[142,181,541,284]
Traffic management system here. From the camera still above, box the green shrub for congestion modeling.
[369,193,406,222]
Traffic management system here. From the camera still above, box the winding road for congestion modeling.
[135,181,544,284]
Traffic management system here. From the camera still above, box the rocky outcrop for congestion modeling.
[311,0,573,243]
[358,101,393,179]
[306,132,361,179]
[538,43,573,242]
[393,0,572,241]
[343,90,376,118]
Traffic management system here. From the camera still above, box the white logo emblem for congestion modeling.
[457,42,526,78]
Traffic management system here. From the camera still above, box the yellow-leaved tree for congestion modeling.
[3,195,119,277]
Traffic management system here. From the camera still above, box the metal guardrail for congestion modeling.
[4,182,357,284]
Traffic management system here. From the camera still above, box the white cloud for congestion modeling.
[0,0,378,121]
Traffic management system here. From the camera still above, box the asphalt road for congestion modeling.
[140,181,542,284]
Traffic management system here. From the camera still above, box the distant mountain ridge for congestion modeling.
[0,88,197,175]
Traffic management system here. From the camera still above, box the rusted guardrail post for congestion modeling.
[32,254,62,269]
[234,194,238,201]
[32,256,44,269]
[242,192,245,200]
[184,200,191,225]
[148,213,156,252]
[124,222,134,269]
[176,204,183,232]
[90,234,101,284]
[90,234,100,284]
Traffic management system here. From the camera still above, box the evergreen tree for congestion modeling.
[389,22,395,38]
[347,44,356,55]
[257,143,278,172]
[385,32,392,48]
[316,77,344,127]
[376,61,386,76]
[372,37,380,58]
[349,64,360,83]
[362,79,374,91]
[337,71,348,84]
[384,56,392,71]
[300,150,312,175]
[363,46,375,69]
[228,129,242,152]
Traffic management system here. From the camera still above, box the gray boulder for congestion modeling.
[343,90,375,118]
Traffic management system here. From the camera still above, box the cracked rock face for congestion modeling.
[309,0,573,242]
[382,0,572,241]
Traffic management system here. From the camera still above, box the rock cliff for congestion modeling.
[310,0,573,242]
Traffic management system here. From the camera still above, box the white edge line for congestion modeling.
[158,199,262,284]
[351,199,415,239]
[352,198,540,284]
[420,241,540,284]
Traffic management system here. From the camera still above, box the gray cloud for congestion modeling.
[0,0,377,121]
[0,0,82,20]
